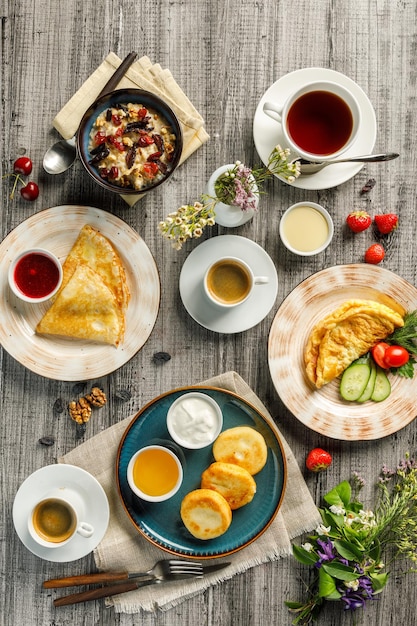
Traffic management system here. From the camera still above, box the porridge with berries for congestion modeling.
[88,102,178,191]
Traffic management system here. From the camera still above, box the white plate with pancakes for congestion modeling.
[116,387,287,558]
[268,264,417,440]
[0,206,160,380]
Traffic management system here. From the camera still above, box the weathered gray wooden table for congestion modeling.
[2,1,417,624]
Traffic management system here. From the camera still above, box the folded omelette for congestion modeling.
[305,299,404,388]
[36,225,129,346]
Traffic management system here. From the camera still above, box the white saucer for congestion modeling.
[179,235,278,333]
[253,68,377,190]
[13,464,109,562]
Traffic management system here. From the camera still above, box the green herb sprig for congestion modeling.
[387,309,417,355]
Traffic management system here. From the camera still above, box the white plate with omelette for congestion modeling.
[268,264,417,440]
[0,206,160,380]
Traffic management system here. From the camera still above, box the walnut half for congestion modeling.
[69,397,92,424]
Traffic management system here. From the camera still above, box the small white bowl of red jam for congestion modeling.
[8,248,63,303]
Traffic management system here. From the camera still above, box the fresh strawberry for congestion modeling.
[374,213,399,234]
[346,210,372,233]
[306,448,332,472]
[364,243,385,264]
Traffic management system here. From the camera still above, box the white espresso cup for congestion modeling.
[204,257,269,308]
[263,81,361,161]
[28,487,94,548]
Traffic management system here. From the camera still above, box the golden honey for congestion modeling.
[132,447,180,497]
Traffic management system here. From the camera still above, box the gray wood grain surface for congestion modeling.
[2,0,417,624]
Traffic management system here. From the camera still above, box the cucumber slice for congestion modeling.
[357,359,377,403]
[340,360,371,401]
[370,367,391,402]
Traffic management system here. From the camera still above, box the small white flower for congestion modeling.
[345,580,360,591]
[316,524,331,536]
[301,542,314,552]
[329,505,346,516]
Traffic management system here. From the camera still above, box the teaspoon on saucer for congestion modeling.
[43,51,137,174]
[293,152,399,175]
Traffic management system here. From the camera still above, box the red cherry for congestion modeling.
[20,181,39,201]
[13,156,33,176]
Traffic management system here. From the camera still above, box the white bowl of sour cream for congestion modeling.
[167,392,223,449]
[279,201,334,256]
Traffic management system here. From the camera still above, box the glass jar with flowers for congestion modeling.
[159,145,300,250]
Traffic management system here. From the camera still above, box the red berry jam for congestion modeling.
[13,252,60,299]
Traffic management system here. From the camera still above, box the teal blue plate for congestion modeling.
[116,386,287,559]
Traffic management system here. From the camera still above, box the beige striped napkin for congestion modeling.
[52,52,210,205]
[59,371,321,614]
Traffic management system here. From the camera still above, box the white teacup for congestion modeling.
[263,81,361,161]
[28,487,94,548]
[204,257,269,308]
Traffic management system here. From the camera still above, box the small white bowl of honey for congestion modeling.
[127,445,183,502]
[279,201,334,256]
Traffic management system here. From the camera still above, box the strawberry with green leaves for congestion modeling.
[306,448,332,472]
[346,210,372,233]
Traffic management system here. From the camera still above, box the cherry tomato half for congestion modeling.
[371,342,390,368]
[383,345,410,368]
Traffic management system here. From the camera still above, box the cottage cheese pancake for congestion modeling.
[201,461,256,510]
[212,426,268,475]
[180,489,232,540]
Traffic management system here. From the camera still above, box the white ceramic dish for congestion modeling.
[0,206,160,380]
[13,464,109,562]
[179,235,278,334]
[127,445,183,502]
[8,248,63,303]
[268,264,417,440]
[279,201,334,256]
[166,391,223,449]
[253,68,377,190]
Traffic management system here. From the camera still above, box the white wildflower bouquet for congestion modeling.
[287,455,417,624]
[159,145,300,250]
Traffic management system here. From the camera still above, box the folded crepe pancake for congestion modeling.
[58,224,129,339]
[305,299,404,388]
[36,264,122,346]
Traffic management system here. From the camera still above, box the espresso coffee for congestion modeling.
[206,259,251,305]
[32,498,76,543]
[287,90,353,156]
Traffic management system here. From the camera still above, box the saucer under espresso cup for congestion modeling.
[263,80,361,161]
[204,256,269,308]
[28,487,94,549]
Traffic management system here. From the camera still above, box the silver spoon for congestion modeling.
[293,152,399,175]
[43,52,137,174]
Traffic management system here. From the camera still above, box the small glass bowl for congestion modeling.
[279,201,334,256]
[127,445,183,503]
[8,248,63,303]
[167,392,223,449]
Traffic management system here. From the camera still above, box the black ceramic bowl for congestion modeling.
[77,88,183,194]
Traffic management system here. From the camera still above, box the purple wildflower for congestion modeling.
[315,538,335,568]
[340,575,375,611]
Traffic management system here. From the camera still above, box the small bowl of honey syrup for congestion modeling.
[127,445,183,503]
[8,248,63,303]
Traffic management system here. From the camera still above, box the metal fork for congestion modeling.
[48,560,205,607]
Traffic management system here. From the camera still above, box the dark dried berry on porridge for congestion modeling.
[106,108,112,122]
[126,145,137,169]
[153,133,164,152]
